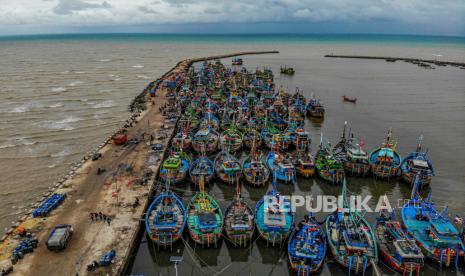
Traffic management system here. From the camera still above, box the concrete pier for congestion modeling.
[0,50,278,275]
[324,54,465,67]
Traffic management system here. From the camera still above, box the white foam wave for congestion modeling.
[52,87,67,93]
[40,116,81,131]
[75,71,86,74]
[95,59,111,62]
[68,81,84,87]
[48,102,64,108]
[93,100,115,109]
[137,75,149,79]
[131,64,144,68]
[50,149,72,158]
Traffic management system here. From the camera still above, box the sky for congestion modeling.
[0,0,464,36]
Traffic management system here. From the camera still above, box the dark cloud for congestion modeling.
[53,0,112,15]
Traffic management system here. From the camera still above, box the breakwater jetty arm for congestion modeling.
[324,54,465,67]
[0,50,278,276]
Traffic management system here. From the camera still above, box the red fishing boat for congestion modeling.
[112,133,128,145]
[342,95,357,103]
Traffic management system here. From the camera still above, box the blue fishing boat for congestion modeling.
[400,135,434,188]
[255,186,293,246]
[326,179,378,274]
[288,213,326,275]
[189,156,214,185]
[192,127,219,154]
[243,148,270,187]
[375,210,424,275]
[266,151,296,184]
[145,186,186,248]
[369,128,402,179]
[401,175,465,269]
[306,96,325,119]
[159,152,190,184]
[214,150,242,184]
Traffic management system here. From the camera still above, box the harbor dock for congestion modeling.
[325,54,465,68]
[0,50,278,276]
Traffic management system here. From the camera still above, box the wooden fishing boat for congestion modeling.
[288,213,326,274]
[400,135,434,188]
[255,189,293,246]
[401,175,465,269]
[242,150,270,187]
[375,210,424,275]
[369,129,401,179]
[342,95,357,103]
[266,151,296,184]
[315,136,345,184]
[280,66,295,75]
[214,150,242,184]
[292,151,315,178]
[345,135,371,176]
[200,112,220,130]
[187,179,223,247]
[223,182,255,247]
[243,128,262,148]
[159,152,190,184]
[189,156,214,185]
[293,128,311,151]
[326,179,378,274]
[192,127,219,154]
[306,97,325,119]
[219,125,243,152]
[145,189,186,249]
[232,58,243,66]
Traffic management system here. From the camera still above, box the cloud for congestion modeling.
[0,0,463,35]
[53,0,112,15]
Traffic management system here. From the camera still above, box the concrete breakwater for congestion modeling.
[0,50,278,276]
[325,54,465,68]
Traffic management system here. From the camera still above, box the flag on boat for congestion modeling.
[454,215,463,225]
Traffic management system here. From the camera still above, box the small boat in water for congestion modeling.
[288,213,326,275]
[159,152,190,184]
[375,210,424,275]
[292,151,315,178]
[172,130,192,151]
[192,127,219,154]
[369,128,401,179]
[214,150,242,184]
[255,188,293,246]
[280,66,295,75]
[400,135,434,188]
[243,127,262,148]
[232,57,243,66]
[187,177,223,247]
[401,175,465,269]
[337,123,370,176]
[219,125,243,152]
[315,135,345,184]
[243,149,270,187]
[326,179,378,274]
[223,180,255,247]
[342,95,357,103]
[306,96,325,119]
[189,156,214,185]
[145,183,186,248]
[266,150,296,184]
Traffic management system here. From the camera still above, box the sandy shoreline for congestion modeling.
[0,51,277,275]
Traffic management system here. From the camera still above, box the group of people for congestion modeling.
[89,212,112,225]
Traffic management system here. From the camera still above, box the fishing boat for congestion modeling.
[214,150,242,184]
[326,179,378,274]
[232,58,243,66]
[400,135,434,188]
[369,129,402,179]
[219,125,243,152]
[345,135,371,176]
[280,66,295,75]
[242,149,270,187]
[315,136,345,184]
[290,127,311,151]
[187,177,223,247]
[223,181,255,247]
[292,151,315,178]
[189,156,214,185]
[288,213,326,274]
[145,183,186,248]
[401,175,465,269]
[342,95,357,103]
[243,128,262,148]
[266,151,296,184]
[306,97,325,119]
[172,130,192,151]
[375,210,424,275]
[159,152,190,184]
[255,188,293,246]
[192,127,219,154]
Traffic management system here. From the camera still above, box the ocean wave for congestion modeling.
[39,116,82,131]
[137,75,149,79]
[50,149,73,158]
[10,105,29,113]
[0,137,37,149]
[48,102,64,108]
[68,81,84,86]
[52,87,67,93]
[93,100,115,109]
[95,59,111,62]
[75,71,86,74]
[131,64,144,68]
